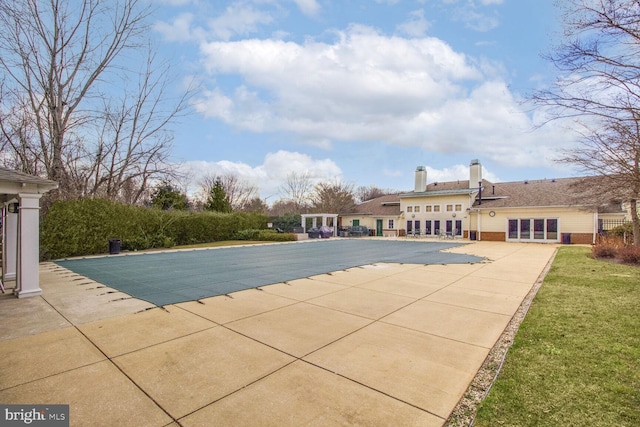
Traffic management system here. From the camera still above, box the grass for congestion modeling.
[474,246,640,427]
[173,240,272,249]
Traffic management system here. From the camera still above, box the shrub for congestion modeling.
[235,229,261,240]
[40,199,151,259]
[592,242,618,259]
[269,214,302,232]
[235,229,296,242]
[619,245,640,264]
[257,230,296,242]
[592,235,623,259]
[40,199,268,259]
[608,222,634,238]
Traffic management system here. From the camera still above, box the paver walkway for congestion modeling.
[0,241,557,426]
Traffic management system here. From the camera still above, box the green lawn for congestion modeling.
[474,246,640,427]
[173,240,272,249]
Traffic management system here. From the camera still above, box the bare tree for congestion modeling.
[241,197,269,214]
[355,185,394,203]
[0,0,188,201]
[310,180,356,214]
[199,173,258,211]
[84,50,189,203]
[561,118,640,244]
[534,0,640,245]
[269,199,302,216]
[278,171,313,211]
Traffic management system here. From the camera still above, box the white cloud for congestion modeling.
[180,150,342,198]
[426,163,499,183]
[192,24,575,170]
[452,7,500,32]
[154,13,200,42]
[396,9,431,37]
[291,0,321,16]
[207,3,274,41]
[158,0,194,5]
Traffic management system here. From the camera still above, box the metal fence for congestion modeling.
[598,219,629,232]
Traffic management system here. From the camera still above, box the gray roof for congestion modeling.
[0,167,58,186]
[0,167,58,196]
[401,180,475,198]
[345,194,401,216]
[361,176,623,214]
[473,177,622,211]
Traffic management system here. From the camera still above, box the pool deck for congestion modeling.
[0,240,557,427]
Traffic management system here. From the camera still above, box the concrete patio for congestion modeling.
[0,241,557,426]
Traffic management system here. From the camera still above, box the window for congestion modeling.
[414,206,421,213]
[508,218,559,241]
[520,219,531,239]
[407,206,413,213]
[445,220,452,233]
[434,220,441,234]
[455,220,462,235]
[388,219,394,229]
[446,204,453,212]
[425,220,432,235]
[455,204,462,212]
[508,219,518,239]
[433,205,441,212]
[406,220,412,233]
[352,219,360,226]
[547,219,558,240]
[534,219,545,239]
[425,205,432,212]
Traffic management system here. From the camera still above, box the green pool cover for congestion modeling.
[55,239,483,306]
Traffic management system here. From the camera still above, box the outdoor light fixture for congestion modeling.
[7,202,19,213]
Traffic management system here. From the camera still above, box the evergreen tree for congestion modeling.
[151,182,189,211]
[204,177,232,213]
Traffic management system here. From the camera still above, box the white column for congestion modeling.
[3,203,18,282]
[312,217,317,228]
[15,193,43,298]
[301,216,306,233]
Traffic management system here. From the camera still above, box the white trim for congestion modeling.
[505,217,561,243]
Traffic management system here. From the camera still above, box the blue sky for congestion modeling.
[153,0,573,199]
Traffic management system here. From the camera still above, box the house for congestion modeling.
[339,160,627,243]
[340,193,402,237]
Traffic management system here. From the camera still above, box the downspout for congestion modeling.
[477,182,482,240]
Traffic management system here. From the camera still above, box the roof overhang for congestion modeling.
[0,168,58,199]
[400,189,475,198]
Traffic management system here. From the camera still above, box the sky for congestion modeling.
[152,0,574,200]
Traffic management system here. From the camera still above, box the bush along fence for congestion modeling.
[40,199,271,260]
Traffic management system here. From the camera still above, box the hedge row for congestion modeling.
[235,229,296,242]
[40,199,267,259]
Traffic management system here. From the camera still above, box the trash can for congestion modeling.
[470,231,477,241]
[109,239,121,254]
[561,233,571,244]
